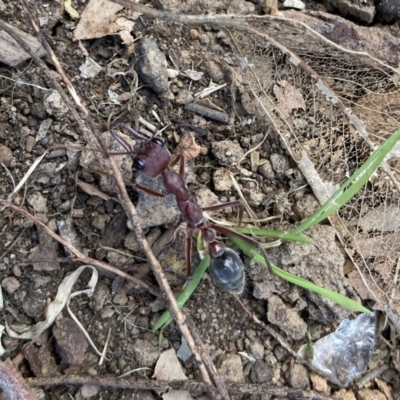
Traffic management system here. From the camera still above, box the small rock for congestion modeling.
[12,265,21,277]
[250,360,273,383]
[227,0,256,14]
[194,187,219,208]
[53,318,88,365]
[267,295,307,340]
[136,174,180,229]
[357,389,387,400]
[25,136,35,152]
[35,162,57,184]
[207,61,225,84]
[198,33,210,45]
[217,353,244,383]
[0,144,14,168]
[175,90,194,105]
[57,200,71,213]
[258,159,275,180]
[32,274,51,288]
[283,0,305,9]
[113,291,128,305]
[310,371,329,394]
[27,192,47,213]
[293,194,320,220]
[286,363,309,389]
[327,0,375,23]
[91,214,110,231]
[377,0,400,23]
[270,153,290,175]
[177,337,192,362]
[332,389,357,400]
[189,28,199,40]
[136,38,169,94]
[124,231,141,252]
[2,277,20,294]
[213,168,232,191]
[106,250,130,267]
[101,307,115,319]
[43,90,68,117]
[133,339,161,366]
[262,0,279,14]
[89,284,109,311]
[212,140,244,167]
[80,384,99,398]
[57,219,81,257]
[246,340,264,360]
[242,188,265,207]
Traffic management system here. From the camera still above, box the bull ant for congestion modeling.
[111,123,272,294]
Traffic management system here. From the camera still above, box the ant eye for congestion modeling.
[151,137,164,147]
[134,158,145,170]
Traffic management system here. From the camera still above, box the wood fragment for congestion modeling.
[0,358,38,400]
[0,20,46,66]
[185,103,229,123]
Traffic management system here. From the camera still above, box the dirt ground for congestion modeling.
[0,0,399,399]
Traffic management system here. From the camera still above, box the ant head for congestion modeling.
[134,137,171,178]
[111,124,172,178]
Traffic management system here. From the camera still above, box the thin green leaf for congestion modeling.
[153,255,211,331]
[230,236,372,314]
[231,227,311,244]
[290,128,400,235]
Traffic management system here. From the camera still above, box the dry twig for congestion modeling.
[27,375,333,399]
[0,359,37,400]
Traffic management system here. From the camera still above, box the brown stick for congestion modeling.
[8,2,225,399]
[0,199,160,297]
[27,375,333,399]
[0,359,37,400]
[111,0,248,28]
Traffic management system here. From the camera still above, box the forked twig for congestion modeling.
[1,2,226,399]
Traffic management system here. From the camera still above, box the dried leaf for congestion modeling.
[73,0,138,44]
[183,69,204,81]
[153,349,188,381]
[76,179,111,201]
[273,81,306,118]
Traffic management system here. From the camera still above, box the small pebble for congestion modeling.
[2,277,20,294]
[0,144,13,168]
[25,136,36,152]
[189,29,199,40]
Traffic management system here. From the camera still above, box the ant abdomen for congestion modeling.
[209,248,245,294]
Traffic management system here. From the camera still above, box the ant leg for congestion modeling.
[179,154,185,177]
[202,200,244,228]
[209,224,274,275]
[133,183,165,197]
[118,123,149,141]
[110,128,134,154]
[186,225,194,276]
[169,154,185,175]
[202,200,242,212]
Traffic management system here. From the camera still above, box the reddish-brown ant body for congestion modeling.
[111,123,271,294]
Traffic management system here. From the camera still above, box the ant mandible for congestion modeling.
[110,123,272,294]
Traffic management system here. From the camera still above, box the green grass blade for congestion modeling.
[153,255,211,331]
[230,236,372,314]
[289,128,400,235]
[231,227,311,244]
